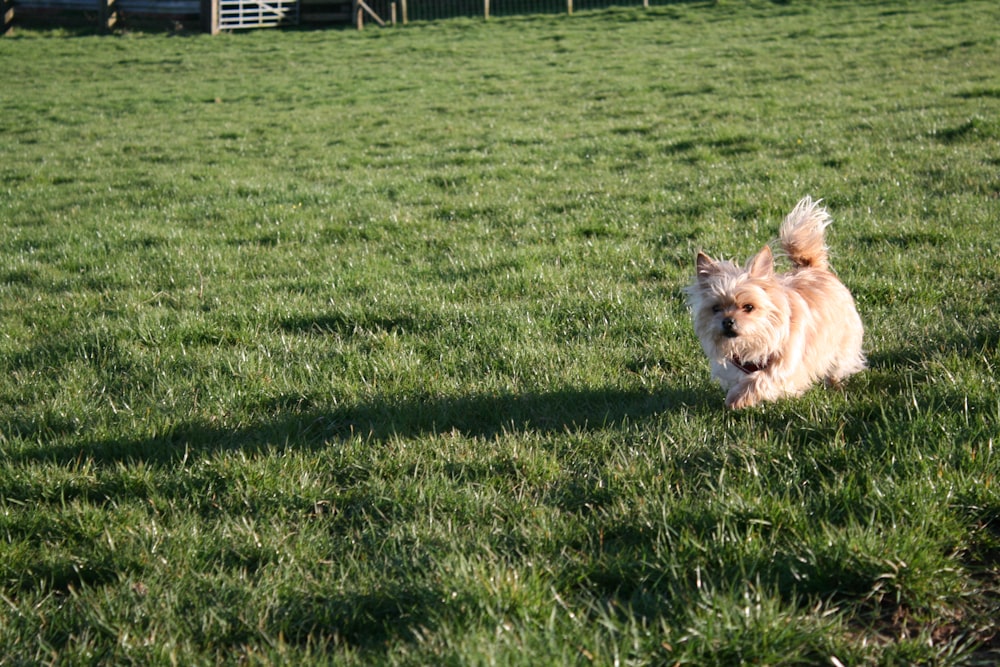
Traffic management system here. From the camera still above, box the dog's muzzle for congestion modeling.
[722,317,738,338]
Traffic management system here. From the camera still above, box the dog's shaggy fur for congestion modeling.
[685,197,866,409]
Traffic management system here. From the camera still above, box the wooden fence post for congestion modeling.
[354,0,384,28]
[401,0,407,24]
[2,0,13,37]
[567,0,572,14]
[484,0,489,19]
[99,0,120,32]
[201,0,219,34]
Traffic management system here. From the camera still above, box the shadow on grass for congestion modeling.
[9,384,712,467]
[271,583,461,651]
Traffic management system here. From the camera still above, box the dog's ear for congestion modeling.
[747,246,774,279]
[696,252,719,283]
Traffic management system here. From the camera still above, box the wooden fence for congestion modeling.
[363,0,651,23]
[3,0,660,34]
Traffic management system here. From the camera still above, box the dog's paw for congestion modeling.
[725,386,759,410]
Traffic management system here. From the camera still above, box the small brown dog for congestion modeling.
[686,197,865,408]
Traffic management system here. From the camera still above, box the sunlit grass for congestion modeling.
[1,1,999,663]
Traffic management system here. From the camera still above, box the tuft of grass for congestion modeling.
[1,1,999,663]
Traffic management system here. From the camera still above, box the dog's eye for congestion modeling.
[742,304,755,313]
[711,305,722,313]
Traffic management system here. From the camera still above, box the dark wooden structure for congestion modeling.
[4,0,200,32]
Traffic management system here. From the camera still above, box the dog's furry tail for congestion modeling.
[779,196,832,270]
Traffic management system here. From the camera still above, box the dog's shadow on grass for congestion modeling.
[12,384,713,467]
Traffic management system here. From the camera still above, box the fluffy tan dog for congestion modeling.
[686,197,865,409]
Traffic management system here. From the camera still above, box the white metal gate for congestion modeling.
[217,0,298,29]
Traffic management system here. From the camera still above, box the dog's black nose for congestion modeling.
[722,317,737,336]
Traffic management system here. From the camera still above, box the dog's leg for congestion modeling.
[725,376,773,409]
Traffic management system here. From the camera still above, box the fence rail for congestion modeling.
[376,0,649,22]
[218,0,297,28]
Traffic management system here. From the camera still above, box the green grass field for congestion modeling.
[2,1,999,663]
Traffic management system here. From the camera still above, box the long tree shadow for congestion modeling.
[11,384,712,467]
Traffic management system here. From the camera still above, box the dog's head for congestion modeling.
[686,246,790,364]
